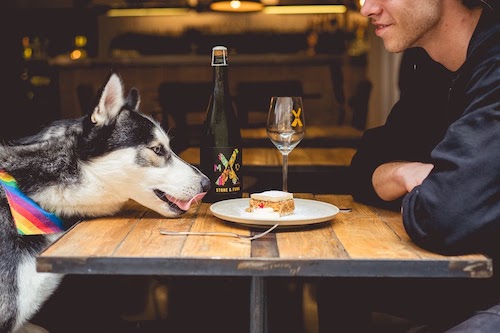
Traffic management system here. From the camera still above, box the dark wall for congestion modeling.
[0,8,25,141]
[0,6,98,142]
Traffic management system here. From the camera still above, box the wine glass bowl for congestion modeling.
[267,97,305,192]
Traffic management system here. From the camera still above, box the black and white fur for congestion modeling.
[0,72,210,332]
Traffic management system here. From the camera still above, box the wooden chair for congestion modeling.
[235,81,303,128]
[158,82,212,152]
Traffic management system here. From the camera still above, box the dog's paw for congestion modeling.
[14,322,49,333]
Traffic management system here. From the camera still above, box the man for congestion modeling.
[318,1,499,332]
[354,0,499,258]
[354,0,498,329]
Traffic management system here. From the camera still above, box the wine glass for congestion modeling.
[267,96,306,192]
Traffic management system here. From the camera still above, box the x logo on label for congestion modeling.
[291,108,303,127]
[216,149,240,186]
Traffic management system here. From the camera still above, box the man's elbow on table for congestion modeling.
[401,189,496,256]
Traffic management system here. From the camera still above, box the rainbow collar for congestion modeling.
[0,170,64,235]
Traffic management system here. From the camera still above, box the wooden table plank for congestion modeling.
[333,215,421,259]
[251,233,279,258]
[274,192,349,259]
[179,147,281,167]
[240,125,363,147]
[276,225,348,259]
[315,196,445,260]
[287,148,355,167]
[302,126,363,141]
[41,207,147,258]
[181,204,252,257]
[315,194,356,211]
[372,207,486,262]
[112,208,199,257]
[179,147,356,168]
[315,195,490,263]
[241,126,362,140]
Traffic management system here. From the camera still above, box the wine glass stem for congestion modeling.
[282,153,288,192]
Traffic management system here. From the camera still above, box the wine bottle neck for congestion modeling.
[211,46,229,93]
[212,65,229,94]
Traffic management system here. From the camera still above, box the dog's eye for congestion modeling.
[150,145,165,156]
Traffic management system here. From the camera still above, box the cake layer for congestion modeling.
[247,190,295,217]
[250,190,293,202]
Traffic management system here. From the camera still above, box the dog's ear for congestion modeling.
[90,73,125,126]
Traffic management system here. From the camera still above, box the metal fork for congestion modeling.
[159,223,280,241]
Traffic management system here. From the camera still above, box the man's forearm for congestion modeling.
[372,161,434,201]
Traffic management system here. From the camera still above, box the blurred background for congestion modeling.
[1,0,401,143]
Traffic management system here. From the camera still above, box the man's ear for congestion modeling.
[90,73,125,126]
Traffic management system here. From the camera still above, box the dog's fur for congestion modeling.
[0,72,210,332]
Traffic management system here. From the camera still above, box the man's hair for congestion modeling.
[462,0,493,9]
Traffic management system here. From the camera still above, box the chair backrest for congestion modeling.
[235,81,303,128]
[158,82,212,152]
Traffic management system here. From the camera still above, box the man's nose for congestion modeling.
[359,0,381,17]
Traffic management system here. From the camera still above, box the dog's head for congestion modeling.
[79,71,210,217]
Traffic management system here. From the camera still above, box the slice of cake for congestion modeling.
[246,190,295,217]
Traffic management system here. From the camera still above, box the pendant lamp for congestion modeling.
[210,0,264,12]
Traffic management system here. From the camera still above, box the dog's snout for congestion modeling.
[201,175,211,192]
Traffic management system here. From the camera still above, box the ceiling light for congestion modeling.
[263,4,347,14]
[106,8,192,17]
[210,0,264,12]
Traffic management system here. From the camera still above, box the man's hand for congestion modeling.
[372,162,434,201]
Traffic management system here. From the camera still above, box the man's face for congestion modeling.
[360,0,442,53]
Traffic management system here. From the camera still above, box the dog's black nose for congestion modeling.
[201,175,211,192]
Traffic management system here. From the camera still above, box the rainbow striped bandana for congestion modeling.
[0,170,64,235]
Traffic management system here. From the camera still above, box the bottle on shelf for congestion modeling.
[200,46,243,203]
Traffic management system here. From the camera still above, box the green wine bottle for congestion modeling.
[200,46,243,203]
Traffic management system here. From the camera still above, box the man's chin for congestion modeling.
[383,41,407,54]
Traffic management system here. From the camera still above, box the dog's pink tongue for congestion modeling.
[168,192,207,211]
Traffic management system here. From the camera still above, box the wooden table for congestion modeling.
[240,125,363,147]
[179,147,356,172]
[181,122,363,148]
[37,194,492,332]
[180,147,357,193]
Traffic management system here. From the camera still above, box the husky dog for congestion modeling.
[0,72,210,332]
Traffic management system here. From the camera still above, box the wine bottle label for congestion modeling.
[202,146,242,196]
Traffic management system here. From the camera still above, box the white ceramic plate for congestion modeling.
[210,198,339,227]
